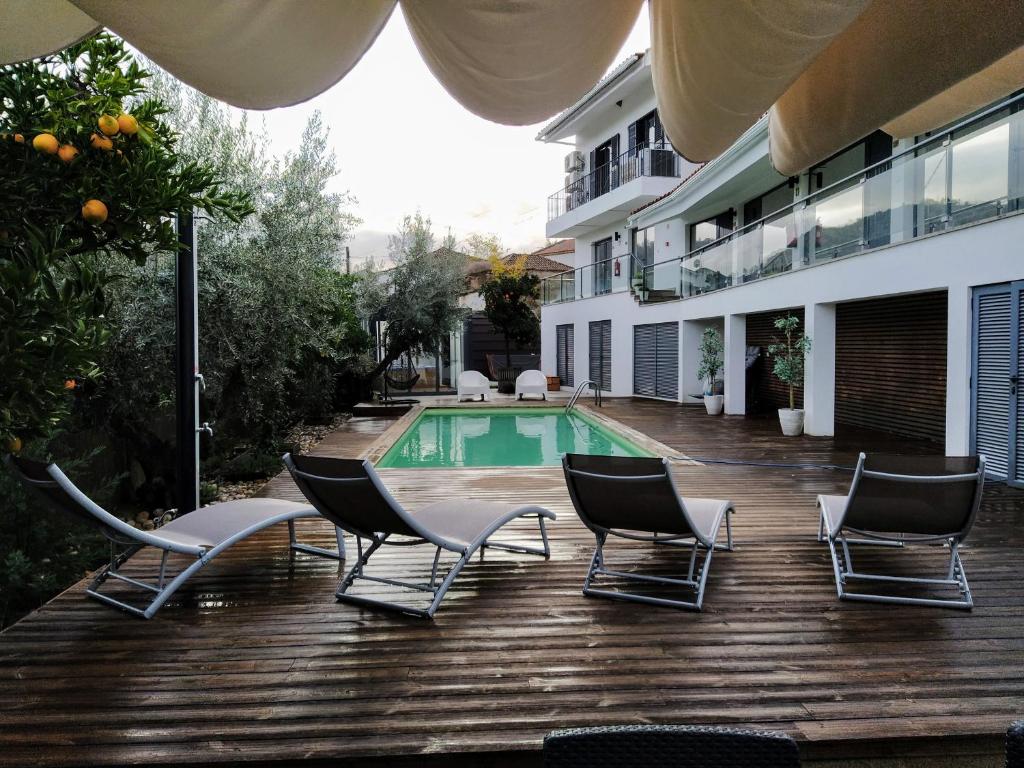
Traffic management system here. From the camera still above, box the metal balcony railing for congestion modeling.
[547,139,683,221]
[541,93,1024,307]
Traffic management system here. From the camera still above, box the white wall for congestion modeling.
[541,213,1024,453]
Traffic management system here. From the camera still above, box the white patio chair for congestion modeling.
[515,369,548,400]
[457,370,490,401]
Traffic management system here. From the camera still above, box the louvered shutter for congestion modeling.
[634,322,678,399]
[633,325,657,396]
[1016,294,1024,482]
[589,320,611,391]
[556,324,574,388]
[974,289,1012,477]
[654,110,664,143]
[628,121,637,152]
[655,322,679,399]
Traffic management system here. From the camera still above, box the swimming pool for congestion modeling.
[377,407,652,468]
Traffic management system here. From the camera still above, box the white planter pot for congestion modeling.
[704,394,724,415]
[778,408,805,436]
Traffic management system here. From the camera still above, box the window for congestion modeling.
[743,181,794,224]
[690,210,733,251]
[592,237,613,296]
[632,226,655,267]
[630,109,663,150]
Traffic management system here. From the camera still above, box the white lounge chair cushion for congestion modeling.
[818,494,849,537]
[412,499,539,548]
[155,498,316,549]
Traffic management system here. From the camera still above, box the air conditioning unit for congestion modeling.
[564,150,585,174]
[564,174,573,189]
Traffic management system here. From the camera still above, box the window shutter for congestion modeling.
[628,121,637,152]
[974,289,1012,477]
[589,320,611,391]
[655,322,679,399]
[654,110,664,143]
[556,324,574,388]
[633,322,678,399]
[633,325,657,397]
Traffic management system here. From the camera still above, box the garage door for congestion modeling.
[633,322,678,399]
[835,291,947,443]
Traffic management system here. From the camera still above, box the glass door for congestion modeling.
[593,238,613,296]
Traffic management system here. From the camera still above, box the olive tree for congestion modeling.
[358,213,469,382]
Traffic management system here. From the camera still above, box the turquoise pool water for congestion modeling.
[377,407,651,468]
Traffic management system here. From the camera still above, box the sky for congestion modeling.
[254,3,652,266]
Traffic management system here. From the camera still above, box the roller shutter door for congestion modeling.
[835,292,947,443]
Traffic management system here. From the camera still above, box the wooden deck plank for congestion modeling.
[0,400,1021,767]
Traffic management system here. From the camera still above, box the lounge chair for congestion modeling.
[283,453,556,618]
[543,725,800,767]
[515,369,547,400]
[817,452,986,609]
[4,455,343,619]
[562,454,734,610]
[457,369,490,401]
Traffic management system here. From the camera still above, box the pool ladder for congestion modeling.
[565,379,602,414]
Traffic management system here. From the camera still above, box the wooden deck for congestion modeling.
[2,400,1022,767]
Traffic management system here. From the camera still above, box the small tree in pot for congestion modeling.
[767,315,812,435]
[697,328,724,415]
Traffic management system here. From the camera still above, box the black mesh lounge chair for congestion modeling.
[543,725,800,767]
[283,453,556,618]
[1008,720,1024,768]
[4,455,343,619]
[562,454,734,611]
[817,453,986,609]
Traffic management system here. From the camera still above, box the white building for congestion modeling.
[538,51,1024,484]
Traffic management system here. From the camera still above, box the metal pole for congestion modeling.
[175,210,200,515]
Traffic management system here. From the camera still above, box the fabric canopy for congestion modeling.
[2,0,1024,175]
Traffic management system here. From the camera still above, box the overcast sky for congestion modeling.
[255,3,651,265]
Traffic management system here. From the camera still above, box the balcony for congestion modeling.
[546,139,683,238]
[543,94,1024,306]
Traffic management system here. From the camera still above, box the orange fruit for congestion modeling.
[90,133,113,151]
[64,379,77,390]
[116,114,138,135]
[5,436,22,454]
[81,199,108,225]
[58,144,79,163]
[97,115,119,136]
[32,133,59,154]
[13,133,24,144]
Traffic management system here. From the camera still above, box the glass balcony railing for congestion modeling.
[547,139,682,221]
[541,94,1024,306]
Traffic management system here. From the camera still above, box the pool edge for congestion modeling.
[362,402,685,469]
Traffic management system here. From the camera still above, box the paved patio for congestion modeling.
[1,400,1021,767]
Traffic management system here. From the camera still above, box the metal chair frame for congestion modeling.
[817,452,986,610]
[284,456,554,618]
[6,457,343,619]
[564,458,734,611]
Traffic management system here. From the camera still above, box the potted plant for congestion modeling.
[697,327,724,415]
[767,315,812,436]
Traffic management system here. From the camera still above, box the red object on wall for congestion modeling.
[614,259,620,276]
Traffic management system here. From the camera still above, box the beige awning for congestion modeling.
[3,0,1024,174]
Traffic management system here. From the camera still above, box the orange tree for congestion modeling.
[0,34,250,452]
